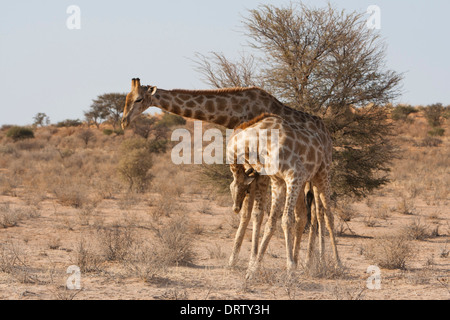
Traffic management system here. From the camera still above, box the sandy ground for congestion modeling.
[0,188,448,300]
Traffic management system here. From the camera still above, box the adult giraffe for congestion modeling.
[227,113,339,276]
[121,78,338,267]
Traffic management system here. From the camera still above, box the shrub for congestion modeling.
[402,219,431,241]
[364,235,412,270]
[423,103,444,127]
[103,129,113,136]
[156,112,186,128]
[418,136,442,147]
[427,127,445,137]
[6,126,34,141]
[118,138,154,192]
[96,225,135,261]
[391,104,418,121]
[152,216,195,266]
[77,129,95,147]
[114,129,124,136]
[56,119,83,128]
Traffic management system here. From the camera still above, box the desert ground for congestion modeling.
[0,110,448,300]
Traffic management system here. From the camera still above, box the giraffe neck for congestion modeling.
[147,87,285,129]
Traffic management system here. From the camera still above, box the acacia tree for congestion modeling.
[85,93,126,129]
[195,3,403,198]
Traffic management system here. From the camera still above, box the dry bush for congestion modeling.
[72,238,104,273]
[53,183,89,208]
[396,197,416,215]
[96,224,136,262]
[207,242,226,260]
[301,251,348,279]
[0,203,39,228]
[335,199,358,222]
[151,215,195,266]
[364,235,413,270]
[402,219,432,241]
[0,241,37,284]
[124,241,169,283]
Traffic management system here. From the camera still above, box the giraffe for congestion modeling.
[121,78,338,267]
[227,113,340,276]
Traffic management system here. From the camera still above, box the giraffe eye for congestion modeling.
[135,98,143,103]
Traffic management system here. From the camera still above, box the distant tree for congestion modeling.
[391,105,418,122]
[423,103,444,127]
[84,104,108,128]
[195,3,403,198]
[132,116,156,139]
[86,93,126,130]
[6,126,34,141]
[33,113,50,127]
[77,129,95,147]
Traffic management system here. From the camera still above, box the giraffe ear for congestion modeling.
[148,86,157,95]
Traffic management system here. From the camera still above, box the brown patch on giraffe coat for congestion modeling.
[178,94,191,101]
[232,103,243,113]
[205,100,216,113]
[246,90,256,100]
[195,96,205,104]
[285,137,294,151]
[186,100,196,109]
[194,110,207,121]
[294,142,307,157]
[216,98,228,111]
[183,109,192,118]
[227,116,240,128]
[215,115,229,126]
[307,147,316,163]
[159,98,170,107]
[171,104,181,115]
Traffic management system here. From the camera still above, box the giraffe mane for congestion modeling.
[235,113,281,130]
[170,86,262,96]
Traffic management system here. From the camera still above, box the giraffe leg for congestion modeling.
[293,185,307,266]
[316,175,341,266]
[229,187,254,267]
[247,178,285,278]
[281,178,303,272]
[313,186,325,261]
[249,176,270,267]
[305,194,318,267]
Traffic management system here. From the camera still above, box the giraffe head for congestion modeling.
[122,78,158,129]
[229,164,257,214]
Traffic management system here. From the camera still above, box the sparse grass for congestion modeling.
[364,234,413,270]
[96,224,135,262]
[396,197,416,215]
[0,203,39,228]
[151,215,195,266]
[72,238,104,273]
[402,219,432,241]
[301,251,348,279]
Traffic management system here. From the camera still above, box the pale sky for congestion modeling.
[1,0,449,126]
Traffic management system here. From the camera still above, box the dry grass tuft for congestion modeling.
[363,234,413,270]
